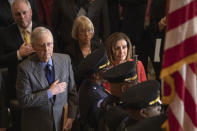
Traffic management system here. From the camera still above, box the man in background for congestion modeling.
[0,0,37,130]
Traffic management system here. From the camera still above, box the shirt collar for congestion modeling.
[48,58,53,66]
[18,22,32,34]
[41,57,53,69]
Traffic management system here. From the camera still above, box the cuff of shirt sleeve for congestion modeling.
[47,89,53,99]
[17,50,23,60]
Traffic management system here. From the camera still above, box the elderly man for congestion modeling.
[0,0,39,29]
[16,27,77,131]
[0,0,38,130]
[0,0,36,99]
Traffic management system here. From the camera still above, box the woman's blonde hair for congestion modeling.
[72,15,94,40]
[106,32,132,63]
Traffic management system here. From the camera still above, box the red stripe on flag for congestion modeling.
[185,88,197,127]
[167,0,197,31]
[172,72,185,99]
[168,108,182,131]
[163,81,172,97]
[189,63,196,73]
[172,72,197,127]
[162,0,197,130]
[162,35,197,68]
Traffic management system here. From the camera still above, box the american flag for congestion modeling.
[160,0,197,131]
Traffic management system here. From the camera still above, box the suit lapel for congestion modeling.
[52,54,61,81]
[11,24,23,47]
[32,56,49,89]
[52,54,63,103]
[12,22,38,47]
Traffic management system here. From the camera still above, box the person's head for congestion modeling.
[31,27,54,62]
[72,15,94,43]
[78,48,110,83]
[102,61,138,97]
[11,0,32,29]
[106,32,132,65]
[121,80,162,119]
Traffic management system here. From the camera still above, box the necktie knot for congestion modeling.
[46,64,52,71]
[22,29,31,45]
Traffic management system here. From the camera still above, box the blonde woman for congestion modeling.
[65,16,101,88]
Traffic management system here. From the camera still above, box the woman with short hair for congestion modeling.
[65,15,101,88]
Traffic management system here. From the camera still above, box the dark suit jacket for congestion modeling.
[107,0,121,34]
[16,53,77,131]
[78,80,108,128]
[125,114,167,131]
[149,0,166,37]
[51,0,81,52]
[142,0,166,79]
[0,0,40,29]
[87,0,110,43]
[0,23,38,99]
[64,39,101,88]
[0,68,9,128]
[120,0,146,46]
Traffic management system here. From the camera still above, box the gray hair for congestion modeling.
[72,15,94,40]
[11,0,32,12]
[31,27,53,45]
